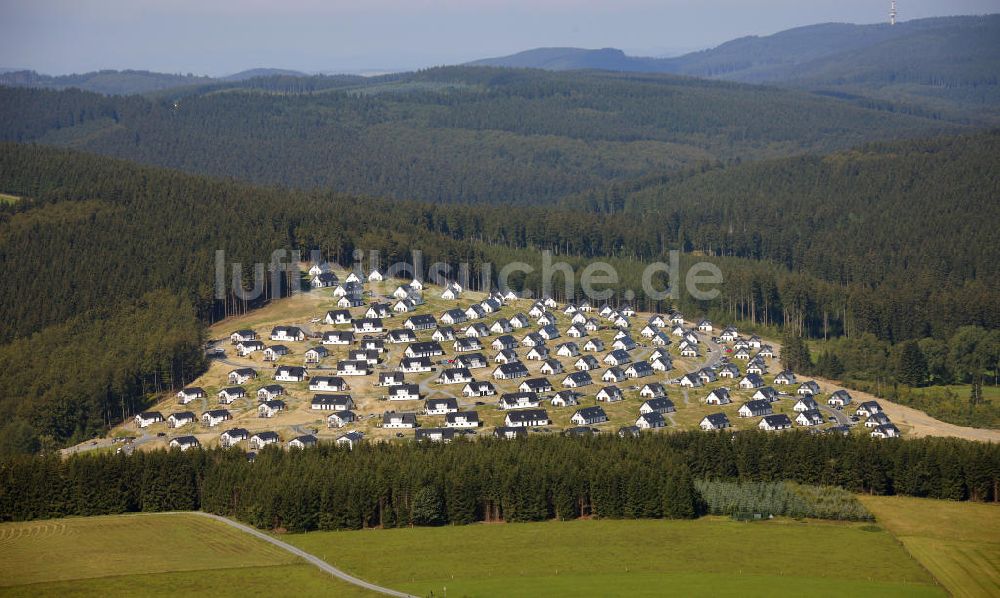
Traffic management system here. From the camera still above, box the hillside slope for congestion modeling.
[0,67,961,205]
[470,15,1000,123]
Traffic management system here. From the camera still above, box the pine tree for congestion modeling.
[896,340,928,387]
[412,485,445,526]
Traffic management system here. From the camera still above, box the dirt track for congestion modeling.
[812,377,1000,443]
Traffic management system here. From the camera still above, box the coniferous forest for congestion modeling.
[0,65,997,450]
[2,432,998,529]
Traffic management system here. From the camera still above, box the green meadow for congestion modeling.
[287,516,943,597]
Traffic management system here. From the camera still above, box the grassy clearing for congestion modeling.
[0,564,372,598]
[861,495,1000,598]
[0,192,19,204]
[287,517,943,597]
[0,514,372,596]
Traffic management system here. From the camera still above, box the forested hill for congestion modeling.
[0,69,215,95]
[470,15,1000,124]
[0,67,961,205]
[0,135,997,446]
[564,131,1000,337]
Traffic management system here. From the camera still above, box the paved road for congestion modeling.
[185,512,416,597]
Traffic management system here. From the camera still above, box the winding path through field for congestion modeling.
[189,511,416,597]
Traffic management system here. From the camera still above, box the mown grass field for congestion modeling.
[287,516,944,597]
[861,495,1000,598]
[0,514,373,597]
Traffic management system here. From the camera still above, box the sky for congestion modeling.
[1,0,997,76]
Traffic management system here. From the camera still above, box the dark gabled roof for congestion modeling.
[407,314,437,325]
[170,435,199,445]
[639,411,665,424]
[220,386,246,395]
[202,409,230,418]
[382,411,418,424]
[253,431,280,441]
[291,434,317,444]
[312,394,353,406]
[493,426,528,437]
[521,377,551,390]
[500,391,539,403]
[743,399,771,410]
[276,365,307,376]
[762,414,793,426]
[505,409,549,422]
[496,362,529,375]
[390,383,420,394]
[169,411,195,419]
[608,349,631,361]
[703,412,730,425]
[445,410,480,423]
[408,341,444,353]
[221,427,249,438]
[575,406,607,419]
[643,397,673,410]
[426,397,459,408]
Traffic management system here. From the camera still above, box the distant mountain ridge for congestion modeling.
[0,67,308,95]
[469,15,995,78]
[469,14,1000,122]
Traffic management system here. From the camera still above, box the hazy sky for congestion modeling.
[1,0,997,75]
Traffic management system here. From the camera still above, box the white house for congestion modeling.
[270,326,306,342]
[257,400,286,418]
[445,411,481,429]
[571,406,608,426]
[705,388,731,405]
[562,371,593,388]
[759,414,793,431]
[700,413,731,431]
[336,431,365,449]
[176,387,206,404]
[596,386,624,402]
[167,411,195,428]
[169,436,200,451]
[794,409,824,427]
[304,346,329,364]
[201,409,231,427]
[327,410,357,428]
[310,376,348,392]
[275,366,308,382]
[425,397,459,415]
[640,397,676,414]
[504,409,550,427]
[382,412,418,429]
[550,390,580,407]
[388,384,421,401]
[498,392,540,410]
[249,432,280,450]
[739,374,765,389]
[738,400,772,418]
[798,381,821,396]
[311,395,355,411]
[602,367,626,383]
[639,383,667,399]
[217,387,246,404]
[219,428,249,448]
[463,381,497,397]
[636,412,666,430]
[493,362,529,380]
